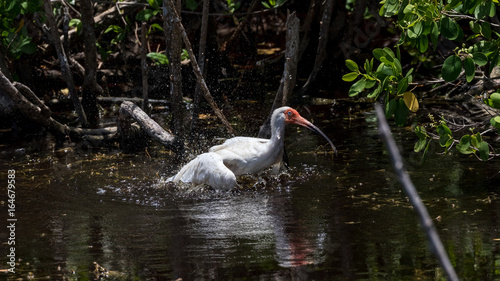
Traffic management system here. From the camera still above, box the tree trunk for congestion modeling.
[80,0,102,127]
[300,0,334,95]
[141,22,150,115]
[258,11,300,138]
[43,0,88,127]
[298,0,319,61]
[190,0,210,139]
[164,0,184,140]
[164,0,235,136]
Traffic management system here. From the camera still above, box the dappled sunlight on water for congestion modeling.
[1,104,500,280]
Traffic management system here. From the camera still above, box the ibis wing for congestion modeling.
[209,137,269,153]
[168,152,237,190]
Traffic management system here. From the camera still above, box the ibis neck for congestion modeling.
[269,119,286,151]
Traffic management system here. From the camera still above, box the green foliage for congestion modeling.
[69,19,82,35]
[0,0,42,60]
[104,24,128,45]
[262,0,286,9]
[147,49,189,65]
[147,52,169,65]
[414,120,491,161]
[226,0,241,13]
[342,47,416,125]
[345,0,500,161]
[185,0,198,10]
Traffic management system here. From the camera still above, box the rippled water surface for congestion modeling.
[1,103,500,280]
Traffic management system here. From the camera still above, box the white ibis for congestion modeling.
[167,106,337,190]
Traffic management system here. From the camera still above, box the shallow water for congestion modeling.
[1,103,500,280]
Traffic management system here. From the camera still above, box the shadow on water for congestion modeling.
[1,102,500,280]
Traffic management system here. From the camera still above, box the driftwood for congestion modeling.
[164,0,235,135]
[258,11,300,138]
[375,104,459,281]
[118,101,176,150]
[43,0,88,127]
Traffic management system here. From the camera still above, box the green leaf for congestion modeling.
[440,16,460,40]
[441,55,462,82]
[20,42,36,55]
[136,9,155,21]
[413,22,423,37]
[373,48,385,61]
[403,3,414,14]
[364,79,377,89]
[488,0,496,17]
[397,78,408,94]
[382,0,399,17]
[472,52,488,66]
[393,58,402,75]
[407,28,418,39]
[149,23,163,32]
[475,2,489,19]
[437,123,452,136]
[464,57,475,82]
[414,138,427,152]
[446,0,461,9]
[479,141,490,161]
[345,59,359,72]
[416,35,428,53]
[481,21,492,38]
[430,21,439,49]
[148,0,160,9]
[471,133,481,148]
[394,99,409,126]
[383,47,396,60]
[456,135,473,154]
[385,99,397,118]
[364,59,372,73]
[348,78,366,97]
[485,92,500,108]
[437,122,453,148]
[147,52,169,65]
[380,56,394,66]
[342,72,359,82]
[490,116,500,128]
[367,84,382,99]
[414,126,427,139]
[185,0,198,10]
[69,18,82,35]
[470,21,481,33]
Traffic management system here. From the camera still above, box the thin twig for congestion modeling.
[164,0,235,135]
[444,11,500,27]
[375,103,459,281]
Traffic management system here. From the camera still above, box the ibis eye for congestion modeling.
[287,111,292,116]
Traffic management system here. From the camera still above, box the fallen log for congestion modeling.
[1,70,177,151]
[118,101,176,149]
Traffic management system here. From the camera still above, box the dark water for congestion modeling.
[1,103,500,280]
